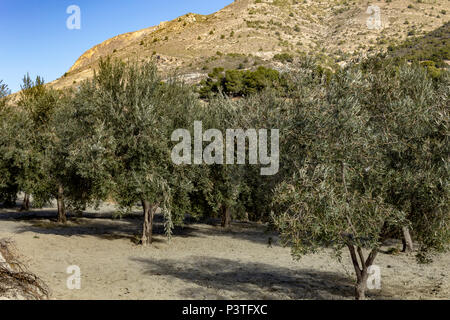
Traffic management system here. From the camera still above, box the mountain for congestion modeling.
[50,0,450,89]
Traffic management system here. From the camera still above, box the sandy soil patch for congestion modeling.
[0,204,448,300]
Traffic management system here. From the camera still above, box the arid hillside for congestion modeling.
[47,0,449,90]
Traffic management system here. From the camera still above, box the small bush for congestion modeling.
[198,66,288,98]
[273,53,294,63]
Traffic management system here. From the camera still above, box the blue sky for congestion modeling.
[0,0,233,92]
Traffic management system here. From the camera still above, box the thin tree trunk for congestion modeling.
[20,193,30,211]
[346,243,378,300]
[221,205,231,228]
[402,226,413,252]
[57,185,67,223]
[342,162,379,299]
[355,273,369,300]
[141,200,156,246]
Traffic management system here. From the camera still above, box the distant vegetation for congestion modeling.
[198,66,288,98]
[388,22,450,68]
[273,53,294,63]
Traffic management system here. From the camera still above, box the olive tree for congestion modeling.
[45,86,117,222]
[195,96,244,227]
[233,89,298,223]
[0,77,57,210]
[82,58,200,245]
[0,107,34,208]
[16,75,65,217]
[272,62,449,299]
[0,80,25,207]
[193,89,291,227]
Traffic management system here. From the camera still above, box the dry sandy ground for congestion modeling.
[0,204,449,300]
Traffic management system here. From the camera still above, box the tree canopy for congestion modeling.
[271,61,449,299]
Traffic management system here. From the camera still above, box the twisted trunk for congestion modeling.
[347,244,378,300]
[341,164,380,299]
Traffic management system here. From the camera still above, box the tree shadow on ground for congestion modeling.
[131,255,358,300]
[11,216,142,241]
[175,219,279,245]
[9,216,267,246]
[2,203,277,246]
[2,208,210,244]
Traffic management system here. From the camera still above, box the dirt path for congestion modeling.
[0,205,448,300]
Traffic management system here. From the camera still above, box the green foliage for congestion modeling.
[419,60,445,80]
[47,88,115,212]
[192,85,300,223]
[273,53,294,63]
[1,77,56,207]
[18,74,58,128]
[193,96,245,222]
[75,58,202,239]
[233,90,294,222]
[199,66,287,98]
[272,61,449,263]
[270,60,449,298]
[13,75,64,208]
[0,101,28,206]
[388,22,450,68]
[1,51,449,300]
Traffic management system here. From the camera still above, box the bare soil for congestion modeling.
[0,202,448,300]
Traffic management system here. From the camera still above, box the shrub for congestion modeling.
[199,66,288,98]
[273,53,294,63]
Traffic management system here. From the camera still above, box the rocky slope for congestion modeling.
[50,0,449,89]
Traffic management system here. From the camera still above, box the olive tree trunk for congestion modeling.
[221,205,231,228]
[347,244,378,300]
[57,185,67,223]
[20,193,30,211]
[141,200,157,246]
[402,226,414,252]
